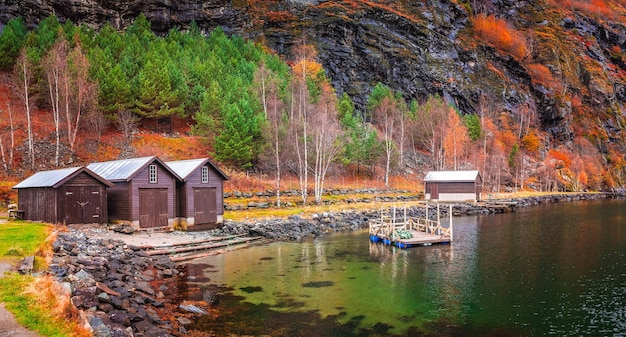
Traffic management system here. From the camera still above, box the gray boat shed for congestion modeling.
[424,170,482,202]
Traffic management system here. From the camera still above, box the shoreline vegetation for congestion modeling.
[222,189,612,222]
[0,191,622,337]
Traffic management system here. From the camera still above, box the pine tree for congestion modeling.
[0,17,28,71]
[214,103,254,169]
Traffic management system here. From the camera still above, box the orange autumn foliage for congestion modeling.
[521,130,541,153]
[548,0,622,21]
[548,148,573,169]
[496,130,516,152]
[443,110,469,170]
[610,45,622,58]
[133,134,212,161]
[527,63,557,88]
[472,14,528,60]
[292,59,324,79]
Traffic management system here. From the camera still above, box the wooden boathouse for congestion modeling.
[13,167,112,224]
[87,156,181,229]
[424,170,482,202]
[165,158,229,230]
[369,203,453,248]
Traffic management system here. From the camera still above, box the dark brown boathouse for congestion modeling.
[87,156,181,229]
[166,158,229,230]
[13,167,112,224]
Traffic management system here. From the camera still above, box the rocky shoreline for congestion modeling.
[50,192,619,336]
[210,192,617,241]
[50,231,185,337]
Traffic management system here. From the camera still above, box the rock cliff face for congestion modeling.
[1,0,626,152]
[0,0,249,35]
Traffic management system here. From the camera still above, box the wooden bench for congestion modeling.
[8,209,24,220]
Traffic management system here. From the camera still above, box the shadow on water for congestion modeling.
[174,249,528,336]
[187,287,529,337]
[302,280,334,288]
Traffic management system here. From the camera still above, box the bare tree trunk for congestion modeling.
[275,135,281,207]
[0,102,16,171]
[260,63,267,118]
[399,110,405,167]
[67,43,94,157]
[116,109,138,153]
[8,103,14,168]
[312,95,341,204]
[373,98,396,188]
[15,52,35,169]
[45,39,67,166]
[24,67,34,169]
[0,137,6,171]
[47,65,61,166]
[87,109,108,144]
[264,71,283,208]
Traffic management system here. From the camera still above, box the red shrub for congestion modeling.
[472,14,528,60]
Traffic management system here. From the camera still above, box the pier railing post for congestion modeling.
[449,204,453,242]
[437,203,441,236]
[404,204,407,229]
[424,201,428,233]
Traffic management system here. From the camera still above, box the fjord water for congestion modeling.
[185,199,626,336]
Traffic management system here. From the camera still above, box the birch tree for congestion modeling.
[312,83,342,204]
[290,40,319,204]
[443,110,470,170]
[116,109,138,153]
[0,95,16,172]
[260,65,286,207]
[43,36,67,166]
[371,96,399,188]
[412,95,451,170]
[13,49,35,169]
[66,40,96,156]
[254,60,270,118]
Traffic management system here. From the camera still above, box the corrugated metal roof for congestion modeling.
[165,158,206,180]
[424,170,480,182]
[14,167,83,188]
[166,158,229,181]
[87,156,157,182]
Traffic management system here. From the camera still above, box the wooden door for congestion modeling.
[430,183,439,200]
[139,188,168,228]
[193,187,217,224]
[60,186,104,224]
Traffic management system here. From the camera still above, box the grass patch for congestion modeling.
[0,274,90,337]
[0,221,89,337]
[0,222,50,259]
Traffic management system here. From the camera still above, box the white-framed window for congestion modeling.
[149,164,157,183]
[201,166,209,183]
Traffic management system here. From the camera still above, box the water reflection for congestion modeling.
[181,199,626,336]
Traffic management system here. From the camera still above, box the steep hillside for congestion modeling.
[3,1,625,141]
[1,0,626,191]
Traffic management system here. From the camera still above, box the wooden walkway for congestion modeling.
[140,235,264,262]
[369,203,453,248]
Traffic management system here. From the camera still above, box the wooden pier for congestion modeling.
[369,203,453,248]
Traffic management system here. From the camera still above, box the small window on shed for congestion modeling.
[202,166,209,183]
[149,164,157,183]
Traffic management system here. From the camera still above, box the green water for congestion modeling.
[183,199,626,336]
